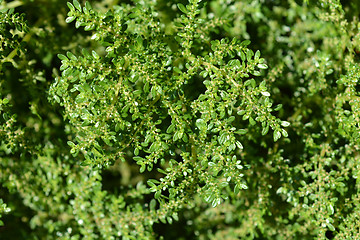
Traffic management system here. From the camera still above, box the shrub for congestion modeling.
[1,0,360,239]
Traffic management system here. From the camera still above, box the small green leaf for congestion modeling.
[73,0,82,11]
[218,132,227,145]
[2,98,9,104]
[67,141,75,147]
[182,133,189,142]
[149,142,160,152]
[255,50,260,59]
[57,54,68,61]
[75,20,82,29]
[262,124,269,135]
[65,16,76,23]
[259,80,267,90]
[211,198,221,208]
[85,1,92,10]
[327,222,335,232]
[157,168,167,175]
[154,191,161,199]
[241,40,251,46]
[92,50,99,59]
[249,117,256,126]
[246,49,254,61]
[147,180,156,188]
[281,121,290,127]
[196,119,207,132]
[177,3,188,14]
[92,148,102,157]
[258,63,268,69]
[228,143,236,151]
[234,184,240,194]
[261,91,270,97]
[200,70,208,78]
[219,181,229,188]
[328,204,334,215]
[173,67,182,74]
[114,122,120,132]
[149,199,156,210]
[133,156,144,162]
[242,114,249,121]
[253,70,261,76]
[66,51,77,61]
[136,35,143,48]
[166,124,175,134]
[235,129,247,135]
[239,51,246,62]
[80,160,91,166]
[103,137,113,146]
[235,141,243,150]
[226,116,235,123]
[273,129,281,142]
[67,2,75,11]
[83,1,91,14]
[274,104,282,111]
[281,129,288,137]
[159,216,166,224]
[326,69,333,75]
[237,110,246,115]
[173,131,183,141]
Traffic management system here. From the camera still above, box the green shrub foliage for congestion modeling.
[1,0,360,239]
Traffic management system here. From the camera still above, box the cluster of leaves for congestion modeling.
[196,0,360,239]
[50,0,288,213]
[0,199,10,226]
[1,0,360,239]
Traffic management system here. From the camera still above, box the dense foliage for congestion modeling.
[1,0,360,239]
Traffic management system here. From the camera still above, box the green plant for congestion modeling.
[1,0,360,239]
